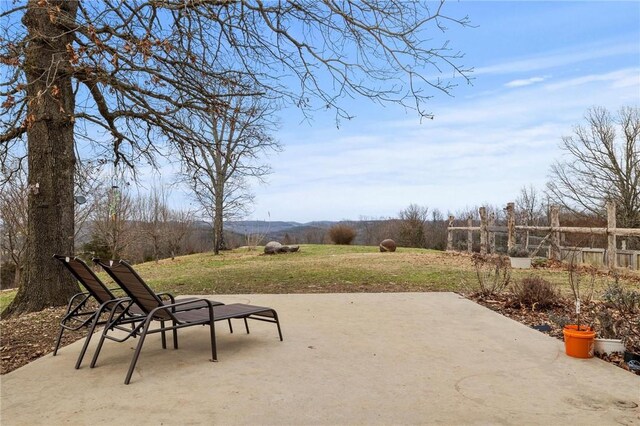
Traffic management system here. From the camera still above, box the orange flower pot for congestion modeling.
[563,325,595,358]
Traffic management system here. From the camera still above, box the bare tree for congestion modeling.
[177,78,280,255]
[0,160,102,288]
[426,208,447,250]
[1,0,471,315]
[74,159,107,250]
[0,167,28,288]
[547,106,640,229]
[165,209,194,260]
[358,216,394,246]
[515,185,545,249]
[134,186,170,262]
[88,185,135,260]
[398,204,429,248]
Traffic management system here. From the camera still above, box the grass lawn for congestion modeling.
[2,245,638,311]
[2,245,640,375]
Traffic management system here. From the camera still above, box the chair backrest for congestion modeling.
[94,259,172,320]
[53,255,117,305]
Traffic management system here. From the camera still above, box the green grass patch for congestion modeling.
[2,245,639,309]
[0,290,17,312]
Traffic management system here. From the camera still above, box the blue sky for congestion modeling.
[168,1,640,222]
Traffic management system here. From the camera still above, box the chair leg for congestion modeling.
[228,319,233,334]
[89,326,109,369]
[75,314,100,369]
[52,326,65,356]
[125,319,152,385]
[160,320,167,349]
[210,321,218,362]
[244,317,250,334]
[272,310,283,341]
[172,319,178,349]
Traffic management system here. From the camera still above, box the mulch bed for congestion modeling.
[0,307,86,374]
[469,293,640,375]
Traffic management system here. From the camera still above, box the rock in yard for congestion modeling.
[264,241,283,254]
[264,242,300,254]
[379,239,396,252]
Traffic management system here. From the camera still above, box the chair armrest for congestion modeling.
[70,290,91,300]
[148,298,216,319]
[68,291,92,308]
[155,292,176,304]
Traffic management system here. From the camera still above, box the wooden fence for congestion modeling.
[447,201,640,270]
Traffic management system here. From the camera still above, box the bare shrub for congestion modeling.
[510,276,558,310]
[328,224,357,245]
[601,278,640,342]
[398,204,428,248]
[470,254,511,297]
[566,261,596,329]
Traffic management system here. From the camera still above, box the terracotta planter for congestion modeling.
[563,325,595,358]
[594,338,625,355]
[509,257,532,269]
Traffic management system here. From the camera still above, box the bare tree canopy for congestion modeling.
[398,203,429,248]
[1,0,472,166]
[547,106,640,228]
[0,166,28,288]
[176,77,281,254]
[0,0,471,315]
[515,185,545,226]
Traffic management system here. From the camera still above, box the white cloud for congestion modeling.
[475,41,638,75]
[505,76,547,88]
[542,68,640,92]
[249,66,640,221]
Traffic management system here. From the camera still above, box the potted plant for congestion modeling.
[508,247,531,269]
[562,263,595,358]
[593,309,626,355]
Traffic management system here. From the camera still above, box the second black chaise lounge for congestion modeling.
[53,255,220,369]
[92,259,283,384]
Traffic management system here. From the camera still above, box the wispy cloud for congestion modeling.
[475,41,638,75]
[505,76,547,88]
[542,68,640,92]
[250,66,639,221]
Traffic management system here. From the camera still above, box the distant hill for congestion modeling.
[224,220,336,235]
[222,220,334,244]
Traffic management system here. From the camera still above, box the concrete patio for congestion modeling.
[1,292,639,425]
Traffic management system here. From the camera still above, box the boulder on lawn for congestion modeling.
[280,245,300,253]
[264,242,300,254]
[264,241,283,254]
[379,239,396,252]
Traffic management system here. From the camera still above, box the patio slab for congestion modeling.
[1,292,639,425]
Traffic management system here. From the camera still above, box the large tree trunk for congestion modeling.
[2,1,80,317]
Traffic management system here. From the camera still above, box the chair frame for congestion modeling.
[93,259,283,384]
[53,255,151,369]
[53,255,218,369]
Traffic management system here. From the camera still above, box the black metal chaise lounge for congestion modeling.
[53,254,148,369]
[92,259,283,385]
[52,255,222,369]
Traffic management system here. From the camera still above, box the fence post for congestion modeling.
[447,215,454,251]
[550,205,560,260]
[607,200,617,269]
[489,213,496,254]
[506,202,515,252]
[479,207,488,255]
[467,217,473,253]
